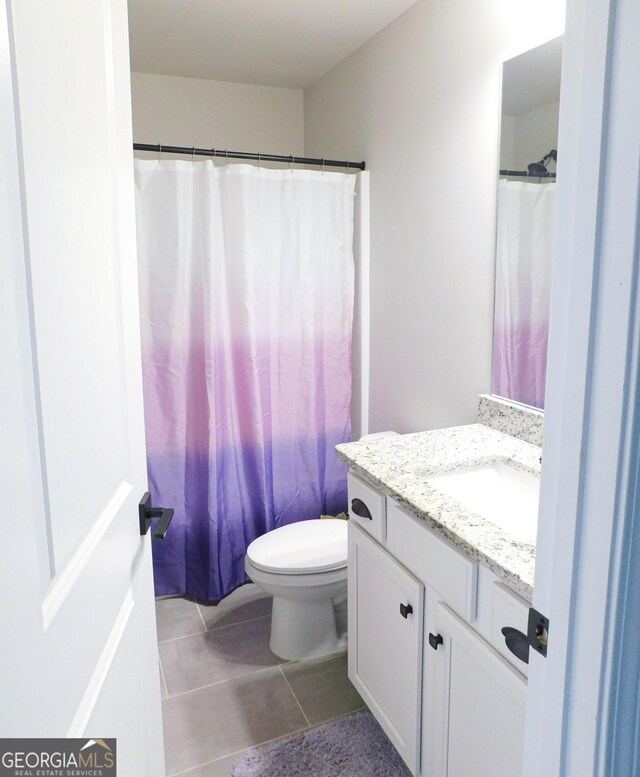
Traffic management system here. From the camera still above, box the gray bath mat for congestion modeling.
[231,711,412,777]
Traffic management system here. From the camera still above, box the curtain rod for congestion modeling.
[499,169,556,179]
[133,143,366,171]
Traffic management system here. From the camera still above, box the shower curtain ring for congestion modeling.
[157,143,162,160]
[258,152,261,168]
[192,147,196,164]
[211,148,216,164]
[321,158,325,175]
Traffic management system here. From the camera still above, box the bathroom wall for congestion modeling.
[304,0,563,434]
[130,72,304,155]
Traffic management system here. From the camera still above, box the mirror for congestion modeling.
[492,36,563,410]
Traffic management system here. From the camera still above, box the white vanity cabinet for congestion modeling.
[346,471,529,777]
[348,522,424,772]
[430,603,526,777]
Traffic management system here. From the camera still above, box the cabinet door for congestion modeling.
[431,603,527,777]
[348,522,424,774]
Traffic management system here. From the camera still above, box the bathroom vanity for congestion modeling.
[336,403,542,777]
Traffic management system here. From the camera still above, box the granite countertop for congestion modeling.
[336,424,541,602]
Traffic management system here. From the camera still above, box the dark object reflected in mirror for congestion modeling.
[528,149,557,177]
[492,37,562,409]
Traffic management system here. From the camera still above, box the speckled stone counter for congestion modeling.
[478,394,544,447]
[336,424,541,601]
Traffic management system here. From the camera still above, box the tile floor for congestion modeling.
[157,584,365,776]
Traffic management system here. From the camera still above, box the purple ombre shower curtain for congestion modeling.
[492,179,556,409]
[134,161,356,600]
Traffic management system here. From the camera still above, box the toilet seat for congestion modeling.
[246,519,347,575]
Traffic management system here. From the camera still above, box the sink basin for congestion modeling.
[426,461,540,544]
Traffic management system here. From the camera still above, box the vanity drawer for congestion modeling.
[386,500,477,622]
[347,472,386,542]
[490,582,530,678]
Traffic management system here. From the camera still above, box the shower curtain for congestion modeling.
[134,161,356,600]
[492,179,556,409]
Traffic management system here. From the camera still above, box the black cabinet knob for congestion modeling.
[501,626,530,664]
[351,498,373,520]
[429,632,444,650]
[399,603,413,619]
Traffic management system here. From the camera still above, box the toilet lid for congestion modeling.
[246,519,348,574]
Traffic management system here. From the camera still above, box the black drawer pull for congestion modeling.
[399,603,413,619]
[501,626,530,664]
[429,632,444,650]
[351,498,372,520]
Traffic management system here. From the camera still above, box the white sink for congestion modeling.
[426,461,540,545]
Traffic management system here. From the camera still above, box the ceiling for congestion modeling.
[127,0,420,90]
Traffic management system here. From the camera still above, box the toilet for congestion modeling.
[245,432,399,661]
[245,519,348,661]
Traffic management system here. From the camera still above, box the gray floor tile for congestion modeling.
[160,662,169,700]
[198,584,272,631]
[156,597,206,643]
[281,654,365,725]
[160,615,284,695]
[173,752,241,777]
[162,667,307,775]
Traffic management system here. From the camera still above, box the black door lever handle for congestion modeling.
[139,492,174,539]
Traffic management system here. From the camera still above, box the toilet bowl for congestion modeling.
[245,519,348,661]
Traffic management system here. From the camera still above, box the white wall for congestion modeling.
[305,0,504,433]
[304,0,563,434]
[130,72,304,155]
[500,114,518,170]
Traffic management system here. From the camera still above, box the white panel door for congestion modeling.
[0,1,164,773]
[431,603,526,777]
[348,522,424,774]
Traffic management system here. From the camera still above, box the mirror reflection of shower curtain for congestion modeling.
[492,179,555,409]
[135,161,355,601]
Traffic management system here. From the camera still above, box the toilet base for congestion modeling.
[270,595,347,661]
[244,551,348,663]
